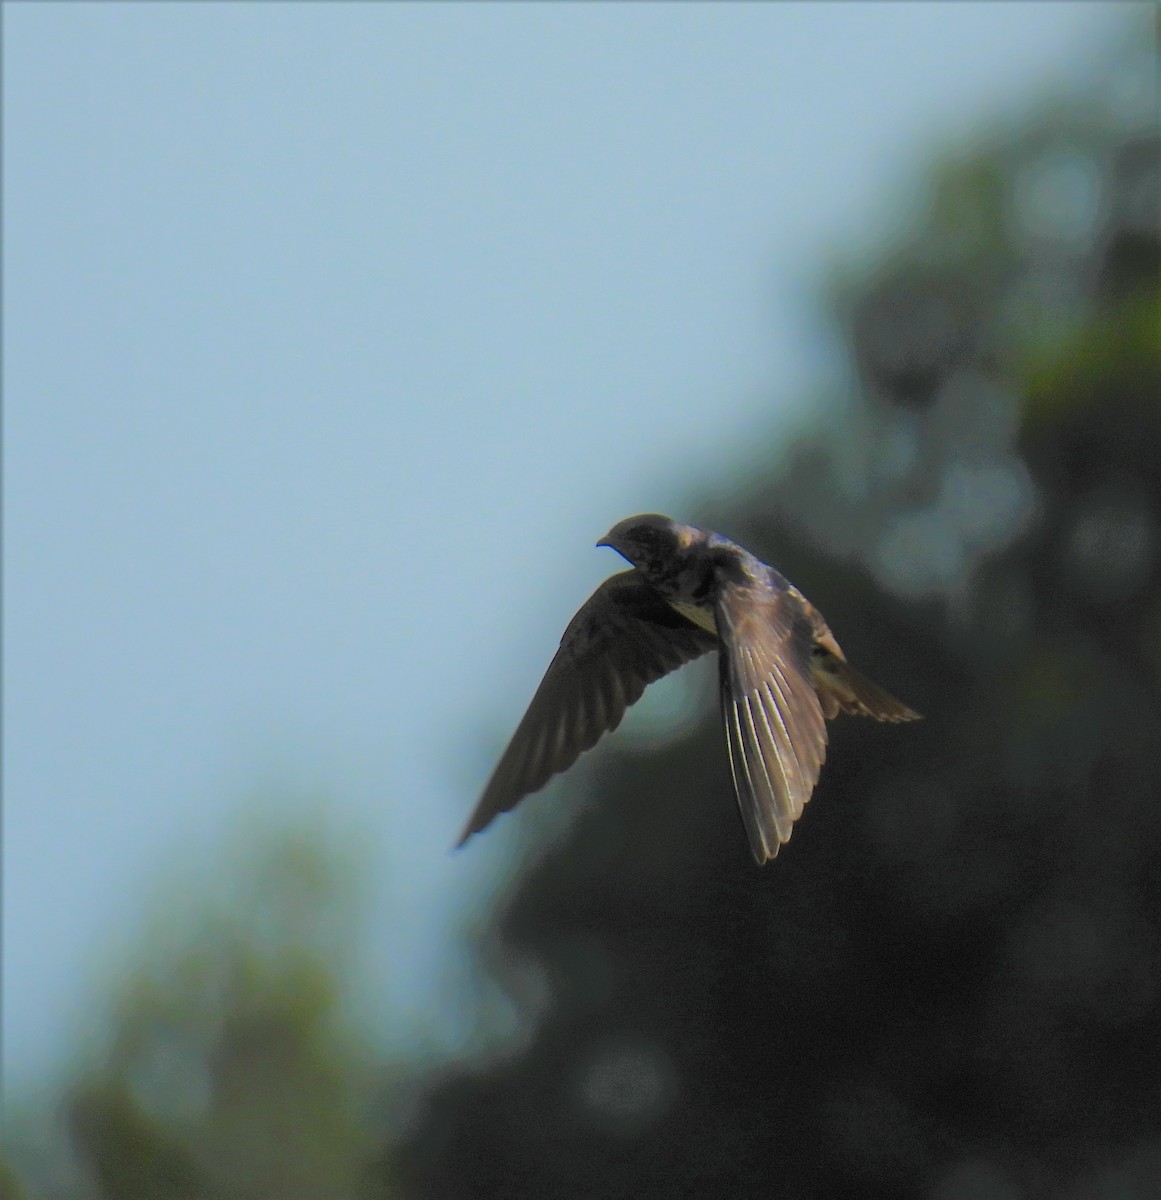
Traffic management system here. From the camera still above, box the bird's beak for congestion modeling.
[598,521,635,560]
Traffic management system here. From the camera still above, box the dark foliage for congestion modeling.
[399,37,1161,1200]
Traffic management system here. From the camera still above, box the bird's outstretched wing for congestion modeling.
[458,570,717,845]
[716,578,829,865]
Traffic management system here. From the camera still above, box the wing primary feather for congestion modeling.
[458,570,716,846]
[725,689,774,864]
[762,671,806,806]
[753,688,796,829]
[713,571,829,863]
[746,692,794,842]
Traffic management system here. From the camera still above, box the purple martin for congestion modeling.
[458,514,920,864]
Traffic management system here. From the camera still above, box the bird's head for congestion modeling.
[597,513,699,574]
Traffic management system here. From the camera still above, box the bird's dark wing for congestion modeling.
[458,570,718,845]
[715,576,828,865]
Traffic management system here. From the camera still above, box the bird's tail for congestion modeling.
[813,656,922,722]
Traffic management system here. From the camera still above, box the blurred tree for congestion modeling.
[7,825,402,1200]
[398,22,1160,1200]
[0,1157,29,1200]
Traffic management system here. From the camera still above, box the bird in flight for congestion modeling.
[458,514,920,864]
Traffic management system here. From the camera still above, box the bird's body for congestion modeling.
[459,514,920,864]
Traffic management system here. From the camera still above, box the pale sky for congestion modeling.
[4,3,1136,1093]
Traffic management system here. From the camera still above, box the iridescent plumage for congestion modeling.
[459,514,920,864]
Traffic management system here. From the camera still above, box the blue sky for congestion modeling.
[4,3,1136,1093]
